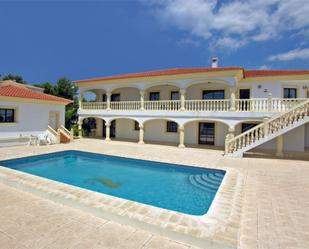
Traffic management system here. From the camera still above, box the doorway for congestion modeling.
[239,89,250,111]
[198,122,215,145]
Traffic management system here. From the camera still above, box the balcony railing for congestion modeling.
[144,100,181,111]
[185,99,230,111]
[80,98,307,112]
[110,101,141,110]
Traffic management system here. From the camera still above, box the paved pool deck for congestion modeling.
[0,138,308,249]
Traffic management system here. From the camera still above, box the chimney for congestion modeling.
[211,56,219,68]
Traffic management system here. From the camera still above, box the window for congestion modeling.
[149,92,160,101]
[102,94,107,102]
[111,94,120,102]
[0,109,15,123]
[166,121,178,133]
[134,121,140,131]
[170,91,179,100]
[241,123,257,133]
[284,88,297,98]
[202,90,225,100]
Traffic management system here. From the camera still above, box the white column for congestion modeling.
[224,127,235,154]
[105,122,111,141]
[263,116,270,137]
[276,135,284,157]
[267,93,273,112]
[138,124,144,144]
[140,90,145,110]
[79,92,83,109]
[230,89,236,111]
[178,125,185,148]
[180,89,186,111]
[106,91,111,110]
[78,118,83,138]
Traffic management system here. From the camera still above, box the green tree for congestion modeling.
[34,82,56,95]
[1,74,26,84]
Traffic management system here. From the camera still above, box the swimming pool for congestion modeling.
[0,150,225,215]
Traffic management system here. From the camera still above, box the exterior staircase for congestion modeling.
[225,99,309,157]
[57,125,73,143]
[48,125,73,144]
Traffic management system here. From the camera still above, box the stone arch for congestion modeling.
[183,118,230,148]
[80,89,107,102]
[185,80,231,100]
[109,86,140,101]
[141,118,181,145]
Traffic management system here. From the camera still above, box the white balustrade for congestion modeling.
[80,98,308,112]
[110,101,141,110]
[185,99,230,111]
[226,99,309,155]
[144,100,181,111]
[81,102,107,110]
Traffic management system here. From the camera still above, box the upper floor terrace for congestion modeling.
[75,68,309,116]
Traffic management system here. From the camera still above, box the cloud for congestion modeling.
[268,48,309,61]
[259,65,271,70]
[143,0,309,50]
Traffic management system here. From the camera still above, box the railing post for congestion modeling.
[267,93,273,112]
[180,89,186,111]
[78,117,83,138]
[106,91,111,110]
[224,127,235,154]
[79,92,83,110]
[178,125,185,148]
[105,122,111,141]
[138,124,144,144]
[230,90,236,111]
[263,116,270,137]
[140,90,145,111]
[276,135,284,157]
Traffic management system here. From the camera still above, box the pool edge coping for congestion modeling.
[0,150,244,249]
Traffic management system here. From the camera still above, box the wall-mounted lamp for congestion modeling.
[264,89,268,92]
[258,84,262,89]
[302,85,308,89]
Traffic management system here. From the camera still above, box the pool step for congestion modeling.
[188,173,222,192]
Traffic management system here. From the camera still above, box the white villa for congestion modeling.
[0,80,72,145]
[75,61,309,157]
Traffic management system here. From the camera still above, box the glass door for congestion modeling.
[199,123,215,145]
[239,89,250,111]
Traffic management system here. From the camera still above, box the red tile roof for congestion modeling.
[244,70,309,78]
[0,84,73,104]
[75,67,309,83]
[74,67,243,83]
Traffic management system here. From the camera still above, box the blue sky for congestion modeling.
[0,0,309,84]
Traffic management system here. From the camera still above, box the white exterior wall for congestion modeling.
[113,88,140,101]
[238,81,307,98]
[0,100,65,138]
[115,119,139,140]
[144,120,178,143]
[186,83,230,99]
[145,85,179,100]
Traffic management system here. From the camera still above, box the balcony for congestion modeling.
[80,98,307,112]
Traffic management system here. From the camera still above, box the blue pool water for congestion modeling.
[0,150,225,215]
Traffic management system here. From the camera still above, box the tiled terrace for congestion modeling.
[0,139,308,249]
